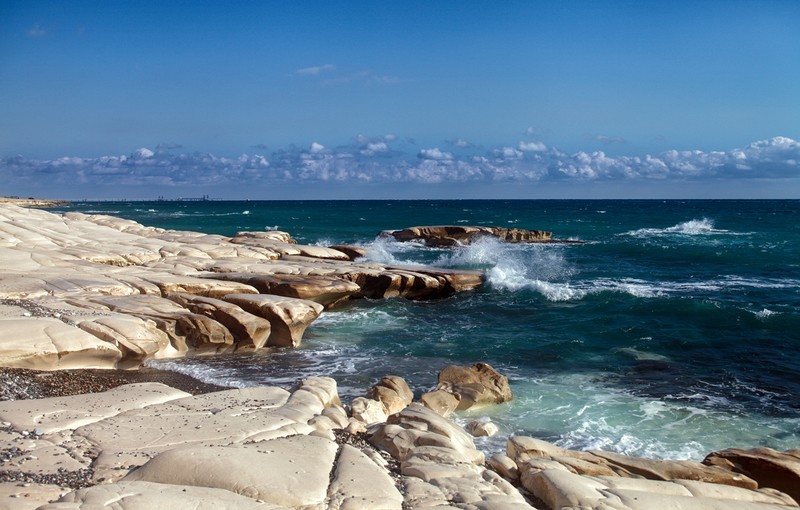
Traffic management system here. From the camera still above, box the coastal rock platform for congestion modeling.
[0,372,797,510]
[0,204,483,370]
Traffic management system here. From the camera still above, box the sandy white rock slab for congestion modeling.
[75,386,293,452]
[327,444,404,510]
[0,382,189,434]
[0,318,122,370]
[38,480,283,509]
[0,482,66,510]
[123,436,338,507]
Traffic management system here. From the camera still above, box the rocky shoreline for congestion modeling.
[1,203,798,509]
[0,197,68,209]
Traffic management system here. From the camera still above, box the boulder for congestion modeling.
[366,375,414,415]
[167,293,271,349]
[351,396,389,426]
[465,419,499,437]
[418,389,460,417]
[704,447,800,503]
[223,293,323,347]
[436,362,513,410]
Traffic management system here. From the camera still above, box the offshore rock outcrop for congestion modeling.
[384,225,560,247]
[0,204,483,370]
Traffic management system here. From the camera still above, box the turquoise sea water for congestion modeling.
[55,200,800,460]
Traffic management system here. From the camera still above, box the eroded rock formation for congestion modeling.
[0,204,484,370]
[384,225,556,246]
[0,367,797,509]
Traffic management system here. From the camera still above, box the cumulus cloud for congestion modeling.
[518,141,547,152]
[418,148,454,161]
[360,142,389,156]
[2,137,798,190]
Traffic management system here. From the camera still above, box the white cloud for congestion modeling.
[133,148,154,159]
[591,134,627,145]
[418,148,454,161]
[360,142,389,156]
[448,138,473,148]
[2,137,798,191]
[494,147,523,160]
[518,141,547,152]
[294,64,335,76]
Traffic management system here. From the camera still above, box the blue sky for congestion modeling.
[1,0,799,199]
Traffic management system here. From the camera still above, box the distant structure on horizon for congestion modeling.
[156,195,212,202]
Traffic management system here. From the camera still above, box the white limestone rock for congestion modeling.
[0,382,189,434]
[223,293,323,347]
[0,318,122,370]
[123,436,338,508]
[465,419,499,438]
[38,480,282,509]
[327,444,404,510]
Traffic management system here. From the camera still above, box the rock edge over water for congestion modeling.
[0,369,797,509]
[383,225,583,247]
[0,204,483,370]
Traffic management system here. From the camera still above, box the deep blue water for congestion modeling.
[55,200,800,459]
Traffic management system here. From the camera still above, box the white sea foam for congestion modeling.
[500,372,789,461]
[144,359,247,388]
[357,236,429,265]
[613,347,671,362]
[754,308,777,319]
[622,218,744,238]
[436,236,508,267]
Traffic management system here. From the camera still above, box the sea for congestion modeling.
[53,199,800,461]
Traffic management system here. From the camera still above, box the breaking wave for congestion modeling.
[622,218,749,238]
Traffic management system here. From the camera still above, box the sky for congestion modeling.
[1,0,799,200]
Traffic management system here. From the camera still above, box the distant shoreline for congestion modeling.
[9,197,798,204]
[0,197,69,208]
